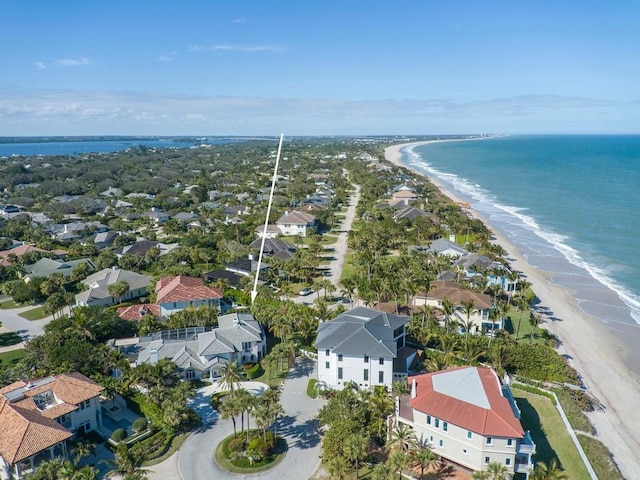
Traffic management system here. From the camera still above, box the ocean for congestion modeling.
[401,135,640,333]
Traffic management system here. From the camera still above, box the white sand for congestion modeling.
[385,142,640,478]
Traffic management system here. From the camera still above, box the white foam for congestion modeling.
[402,146,640,325]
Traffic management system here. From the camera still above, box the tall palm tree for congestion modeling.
[412,447,437,480]
[441,297,455,332]
[387,448,410,480]
[486,461,510,480]
[219,396,242,437]
[461,300,476,337]
[344,432,369,478]
[387,422,417,453]
[220,360,243,397]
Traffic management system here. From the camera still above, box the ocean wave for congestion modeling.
[403,144,640,325]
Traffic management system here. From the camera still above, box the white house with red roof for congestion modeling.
[394,366,535,478]
[0,373,104,479]
[155,276,222,317]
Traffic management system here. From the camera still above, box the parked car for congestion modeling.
[299,287,313,296]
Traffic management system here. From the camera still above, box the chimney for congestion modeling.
[411,378,417,398]
[149,348,158,365]
[449,234,456,242]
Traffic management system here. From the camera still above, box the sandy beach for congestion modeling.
[385,142,640,478]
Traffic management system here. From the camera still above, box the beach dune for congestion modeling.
[385,142,640,478]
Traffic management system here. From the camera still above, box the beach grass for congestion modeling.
[514,390,590,479]
[577,434,624,480]
[18,306,47,321]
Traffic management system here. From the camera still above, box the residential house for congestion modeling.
[115,240,178,258]
[425,238,469,258]
[413,281,496,334]
[129,313,266,379]
[93,231,119,250]
[143,208,170,225]
[157,276,221,318]
[100,187,123,197]
[454,254,517,293]
[21,258,95,282]
[0,244,48,267]
[394,366,535,478]
[392,206,431,222]
[389,189,418,207]
[249,237,297,261]
[276,211,316,237]
[0,373,104,479]
[225,257,269,279]
[315,307,412,390]
[75,267,153,307]
[254,224,280,239]
[49,221,107,243]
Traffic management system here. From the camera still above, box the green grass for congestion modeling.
[0,348,26,369]
[18,306,47,321]
[253,364,289,388]
[0,299,20,309]
[339,253,356,283]
[504,306,546,344]
[0,332,23,347]
[514,390,590,479]
[577,434,623,480]
[306,379,318,398]
[215,432,286,474]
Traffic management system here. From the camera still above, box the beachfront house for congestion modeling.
[454,254,517,294]
[393,366,535,478]
[315,307,414,390]
[0,373,104,480]
[413,281,497,334]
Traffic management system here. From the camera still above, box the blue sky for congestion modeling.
[2,0,639,136]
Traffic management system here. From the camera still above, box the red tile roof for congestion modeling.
[0,244,48,266]
[155,275,222,304]
[117,303,162,321]
[408,366,524,438]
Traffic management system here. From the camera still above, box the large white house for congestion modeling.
[0,373,104,480]
[315,307,412,390]
[74,267,153,307]
[276,210,316,237]
[394,366,535,478]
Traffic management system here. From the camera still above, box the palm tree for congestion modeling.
[412,447,437,480]
[441,297,455,331]
[486,461,510,480]
[71,440,96,466]
[531,458,569,480]
[219,360,243,397]
[387,422,417,452]
[326,456,351,480]
[370,463,394,480]
[461,300,476,337]
[344,432,369,478]
[219,396,242,437]
[387,448,410,480]
[108,280,130,305]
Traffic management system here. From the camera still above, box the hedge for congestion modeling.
[246,363,263,379]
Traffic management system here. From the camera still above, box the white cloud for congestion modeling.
[34,62,46,70]
[54,57,93,67]
[157,51,177,62]
[233,17,246,23]
[0,88,635,136]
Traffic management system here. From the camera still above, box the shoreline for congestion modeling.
[385,141,640,477]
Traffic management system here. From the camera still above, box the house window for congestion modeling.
[379,357,384,365]
[379,371,384,383]
[485,457,491,464]
[325,362,330,369]
[506,458,511,466]
[438,439,444,447]
[434,418,440,428]
[467,431,473,440]
[463,449,468,455]
[364,355,369,363]
[338,368,343,380]
[443,422,448,432]
[426,415,431,425]
[507,438,513,447]
[364,369,369,381]
[486,437,493,445]
[338,354,343,362]
[185,370,195,379]
[325,349,330,356]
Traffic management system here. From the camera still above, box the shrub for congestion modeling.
[245,363,263,379]
[133,417,148,433]
[228,437,245,453]
[247,437,269,461]
[264,430,275,449]
[210,392,229,410]
[111,428,127,443]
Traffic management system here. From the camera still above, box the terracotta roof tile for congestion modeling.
[155,276,221,304]
[408,366,524,438]
[117,303,162,321]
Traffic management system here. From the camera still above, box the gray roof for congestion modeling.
[432,367,490,409]
[75,267,152,304]
[22,257,95,279]
[315,307,408,358]
[427,238,468,256]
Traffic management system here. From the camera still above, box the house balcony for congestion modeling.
[515,457,534,474]
[518,430,536,455]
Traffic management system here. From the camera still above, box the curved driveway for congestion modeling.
[177,357,326,480]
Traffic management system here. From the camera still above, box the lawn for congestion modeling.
[18,306,48,321]
[0,349,26,369]
[504,306,546,344]
[0,299,20,309]
[514,390,590,478]
[340,253,357,283]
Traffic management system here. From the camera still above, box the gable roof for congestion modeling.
[420,281,492,309]
[117,303,161,321]
[408,366,524,438]
[249,237,296,260]
[316,307,408,359]
[155,276,221,304]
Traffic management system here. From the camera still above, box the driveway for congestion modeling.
[150,357,325,480]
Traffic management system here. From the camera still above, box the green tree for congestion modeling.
[219,360,243,397]
[412,447,437,480]
[531,458,569,480]
[344,432,369,478]
[108,280,130,305]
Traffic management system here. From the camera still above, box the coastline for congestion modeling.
[385,141,640,477]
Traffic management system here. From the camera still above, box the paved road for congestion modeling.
[166,357,325,480]
[0,301,45,351]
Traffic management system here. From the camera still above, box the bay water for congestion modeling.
[401,135,640,336]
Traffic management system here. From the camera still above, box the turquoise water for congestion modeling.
[402,135,640,329]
